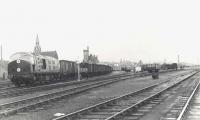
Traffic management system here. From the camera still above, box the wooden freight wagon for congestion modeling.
[59,60,78,80]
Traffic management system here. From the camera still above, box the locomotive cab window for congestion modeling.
[42,59,46,69]
[32,64,35,71]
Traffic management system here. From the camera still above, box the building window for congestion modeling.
[42,59,46,69]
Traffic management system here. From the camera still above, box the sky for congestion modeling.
[0,0,200,64]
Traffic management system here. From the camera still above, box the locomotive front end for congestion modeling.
[8,59,32,86]
[8,52,34,86]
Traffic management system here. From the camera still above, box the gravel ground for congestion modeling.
[1,70,190,120]
[0,71,125,104]
[139,72,199,120]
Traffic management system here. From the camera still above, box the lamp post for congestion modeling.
[77,62,80,81]
[178,55,180,69]
[76,57,81,81]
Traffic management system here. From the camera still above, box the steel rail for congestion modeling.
[0,69,181,94]
[0,77,125,108]
[105,72,197,120]
[0,75,136,117]
[0,70,159,98]
[0,72,135,97]
[0,69,184,98]
[176,76,200,120]
[52,71,196,120]
[52,81,164,120]
[0,70,185,117]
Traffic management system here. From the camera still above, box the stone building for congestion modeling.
[83,46,89,62]
[33,35,58,59]
[83,46,99,64]
[34,34,41,55]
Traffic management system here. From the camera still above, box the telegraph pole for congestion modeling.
[1,45,2,61]
[77,62,80,81]
[178,55,180,69]
[76,56,81,81]
[178,55,179,64]
[0,45,1,80]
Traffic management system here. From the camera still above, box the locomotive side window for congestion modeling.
[32,64,35,71]
[42,59,46,69]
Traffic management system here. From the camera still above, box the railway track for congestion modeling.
[0,70,187,118]
[0,81,13,89]
[0,72,139,98]
[0,72,139,117]
[0,71,160,98]
[0,70,187,98]
[132,72,200,120]
[0,72,128,92]
[52,71,197,120]
[0,69,181,92]
[172,74,200,120]
[0,69,179,94]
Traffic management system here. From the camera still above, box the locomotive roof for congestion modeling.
[10,52,34,63]
[10,51,59,63]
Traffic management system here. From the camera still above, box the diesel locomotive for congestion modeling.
[8,52,113,86]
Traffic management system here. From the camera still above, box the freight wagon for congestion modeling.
[142,64,161,73]
[80,63,113,77]
[161,63,178,70]
[142,64,161,79]
[59,60,78,80]
[8,52,113,86]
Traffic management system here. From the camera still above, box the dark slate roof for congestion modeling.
[40,51,58,59]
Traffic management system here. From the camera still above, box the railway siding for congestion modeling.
[176,74,200,120]
[123,71,200,120]
[52,71,196,120]
[0,73,137,117]
[0,70,191,120]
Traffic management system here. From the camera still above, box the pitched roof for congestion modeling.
[40,51,58,59]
